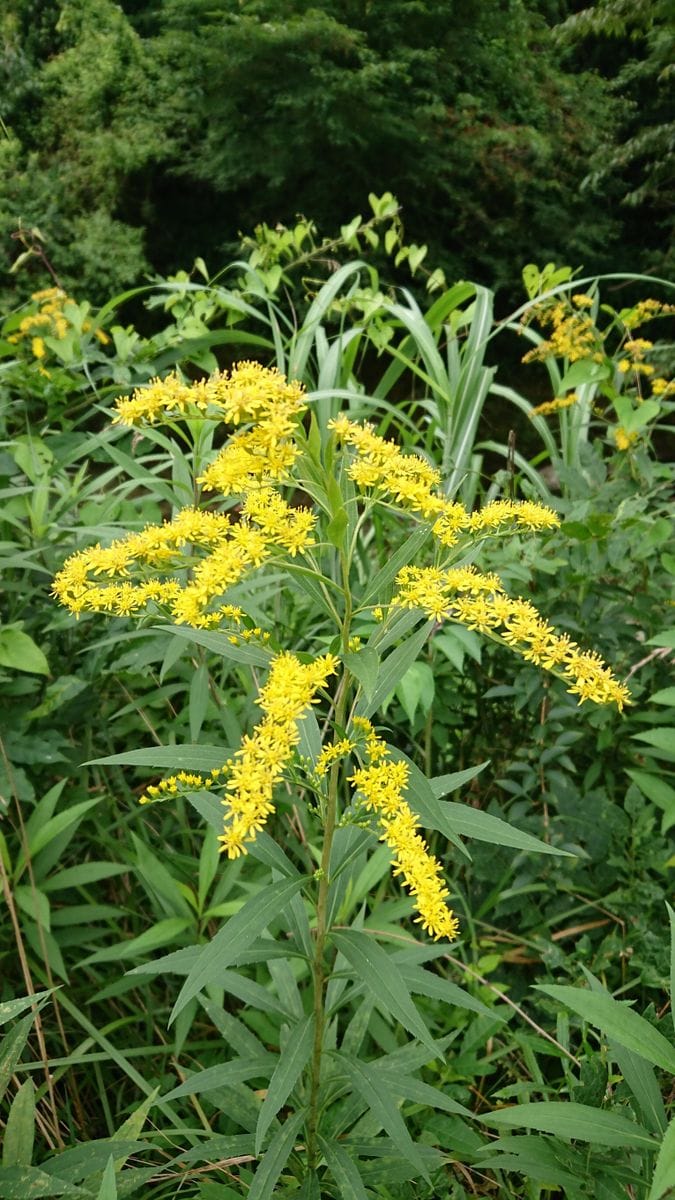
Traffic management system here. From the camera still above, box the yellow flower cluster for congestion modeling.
[141,770,215,804]
[461,499,560,537]
[314,737,355,778]
[349,736,459,941]
[523,299,600,364]
[618,358,654,378]
[330,416,560,548]
[614,427,638,452]
[8,287,108,358]
[352,715,388,762]
[329,416,445,518]
[394,572,630,709]
[141,653,337,853]
[52,496,315,627]
[113,362,307,497]
[622,298,675,329]
[651,378,675,398]
[395,564,504,621]
[530,393,580,418]
[220,652,338,858]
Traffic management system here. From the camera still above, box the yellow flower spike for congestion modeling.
[350,745,459,941]
[219,652,338,857]
[614,427,638,452]
[530,393,580,418]
[315,737,355,778]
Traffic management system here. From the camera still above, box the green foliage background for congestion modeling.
[1,0,672,302]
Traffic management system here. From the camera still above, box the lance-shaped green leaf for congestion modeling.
[356,622,432,719]
[649,1113,675,1200]
[396,962,496,1020]
[0,1166,90,1196]
[668,902,675,1038]
[87,744,233,771]
[248,1110,304,1200]
[387,749,467,856]
[95,1158,117,1200]
[360,526,430,607]
[331,929,438,1053]
[256,1015,314,1153]
[0,993,51,1028]
[436,801,573,857]
[170,877,306,1021]
[430,762,488,796]
[581,967,666,1136]
[342,646,380,702]
[2,1080,35,1168]
[319,1137,370,1200]
[335,1055,430,1180]
[0,1015,35,1105]
[376,1063,472,1117]
[164,1057,274,1102]
[536,985,675,1074]
[482,1101,658,1148]
[158,623,274,667]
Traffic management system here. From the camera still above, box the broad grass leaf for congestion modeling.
[335,1055,430,1180]
[0,1015,36,1104]
[649,1113,675,1200]
[41,863,127,892]
[18,797,102,870]
[164,1058,273,1102]
[248,1110,304,1200]
[255,1015,314,1153]
[331,929,437,1052]
[2,1080,35,1168]
[39,1141,149,1183]
[483,1101,658,1148]
[0,1166,90,1197]
[536,985,675,1073]
[0,994,51,1028]
[95,1158,117,1200]
[662,902,667,1041]
[170,878,306,1021]
[318,1137,370,1199]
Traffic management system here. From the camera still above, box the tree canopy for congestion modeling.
[0,0,668,302]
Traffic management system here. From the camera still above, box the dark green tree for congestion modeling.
[554,0,674,278]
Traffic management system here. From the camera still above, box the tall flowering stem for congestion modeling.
[307,666,351,1168]
[51,361,632,1182]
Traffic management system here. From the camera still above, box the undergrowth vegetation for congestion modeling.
[0,218,674,1199]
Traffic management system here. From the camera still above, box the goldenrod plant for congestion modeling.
[51,361,633,1192]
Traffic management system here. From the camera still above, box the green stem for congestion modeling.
[306,667,349,1168]
[306,543,353,1169]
